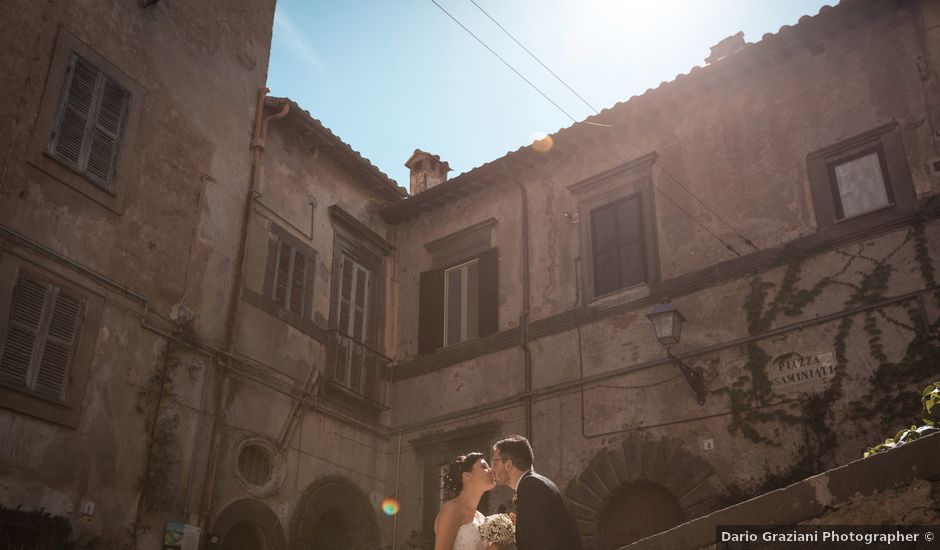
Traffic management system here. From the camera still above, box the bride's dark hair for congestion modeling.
[443,452,483,495]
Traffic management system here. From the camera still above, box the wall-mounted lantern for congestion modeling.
[646,302,706,405]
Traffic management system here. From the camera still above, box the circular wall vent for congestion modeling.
[238,444,274,486]
[235,438,284,496]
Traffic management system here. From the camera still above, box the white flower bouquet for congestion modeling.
[479,513,515,545]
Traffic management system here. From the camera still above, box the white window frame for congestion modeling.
[443,258,479,347]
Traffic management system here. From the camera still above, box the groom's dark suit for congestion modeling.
[514,470,583,550]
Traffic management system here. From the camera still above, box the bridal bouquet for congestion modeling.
[478,513,515,545]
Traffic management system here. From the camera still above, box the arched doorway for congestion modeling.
[212,498,287,550]
[291,477,379,550]
[564,436,719,549]
[222,521,268,550]
[598,482,685,548]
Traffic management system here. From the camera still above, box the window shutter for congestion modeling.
[50,55,98,170]
[477,248,499,338]
[349,264,369,391]
[592,196,646,295]
[592,203,621,295]
[34,290,83,399]
[418,269,444,355]
[264,235,278,299]
[617,196,646,288]
[49,54,129,188]
[334,255,354,382]
[0,276,50,387]
[274,240,291,306]
[289,249,307,316]
[85,76,129,188]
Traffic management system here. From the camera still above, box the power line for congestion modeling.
[429,0,580,123]
[433,0,755,256]
[468,0,600,114]
[466,0,759,253]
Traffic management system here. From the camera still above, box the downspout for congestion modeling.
[515,180,533,441]
[198,87,289,530]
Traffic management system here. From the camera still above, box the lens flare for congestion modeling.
[531,134,553,153]
[381,498,400,516]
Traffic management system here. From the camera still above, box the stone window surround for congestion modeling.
[0,249,103,428]
[807,121,916,237]
[410,421,500,532]
[568,152,661,304]
[424,217,497,269]
[28,27,143,215]
[326,205,393,348]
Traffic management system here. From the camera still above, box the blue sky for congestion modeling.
[267,0,831,192]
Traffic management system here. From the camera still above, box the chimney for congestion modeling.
[705,31,745,64]
[405,149,451,194]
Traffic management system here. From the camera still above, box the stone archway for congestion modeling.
[212,498,287,550]
[291,476,379,550]
[564,436,719,550]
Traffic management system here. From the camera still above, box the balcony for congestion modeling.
[322,329,391,413]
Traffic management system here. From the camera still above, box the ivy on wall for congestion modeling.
[716,220,940,500]
[130,316,197,544]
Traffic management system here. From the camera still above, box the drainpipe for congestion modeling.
[515,180,533,441]
[198,87,289,530]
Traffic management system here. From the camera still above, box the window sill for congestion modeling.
[588,282,652,310]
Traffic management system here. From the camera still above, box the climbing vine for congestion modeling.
[718,220,940,501]
[130,316,197,544]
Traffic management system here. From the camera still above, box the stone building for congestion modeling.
[1,0,939,549]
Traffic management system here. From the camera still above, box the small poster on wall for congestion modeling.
[164,520,202,550]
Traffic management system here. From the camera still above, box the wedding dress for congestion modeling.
[452,510,486,550]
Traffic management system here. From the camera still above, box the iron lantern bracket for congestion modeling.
[668,351,707,405]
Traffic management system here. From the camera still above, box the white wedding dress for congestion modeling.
[452,510,486,550]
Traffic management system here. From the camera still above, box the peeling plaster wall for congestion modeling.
[386,2,940,547]
[0,0,275,546]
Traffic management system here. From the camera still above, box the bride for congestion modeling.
[434,452,498,550]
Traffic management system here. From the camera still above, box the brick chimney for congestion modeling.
[705,31,745,64]
[405,149,451,194]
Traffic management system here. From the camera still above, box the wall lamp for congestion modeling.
[646,302,707,405]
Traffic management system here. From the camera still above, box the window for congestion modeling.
[418,219,498,355]
[807,123,915,233]
[590,195,647,296]
[0,272,83,401]
[333,252,371,391]
[47,54,129,190]
[830,148,893,220]
[29,29,141,213]
[323,205,392,410]
[0,253,103,428]
[272,237,309,316]
[258,225,317,325]
[444,259,479,346]
[569,153,660,302]
[419,248,498,354]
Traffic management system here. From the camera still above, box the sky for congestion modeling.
[267,0,831,192]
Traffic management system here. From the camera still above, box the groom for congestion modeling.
[492,435,583,550]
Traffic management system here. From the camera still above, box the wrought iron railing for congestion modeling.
[325,330,391,410]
